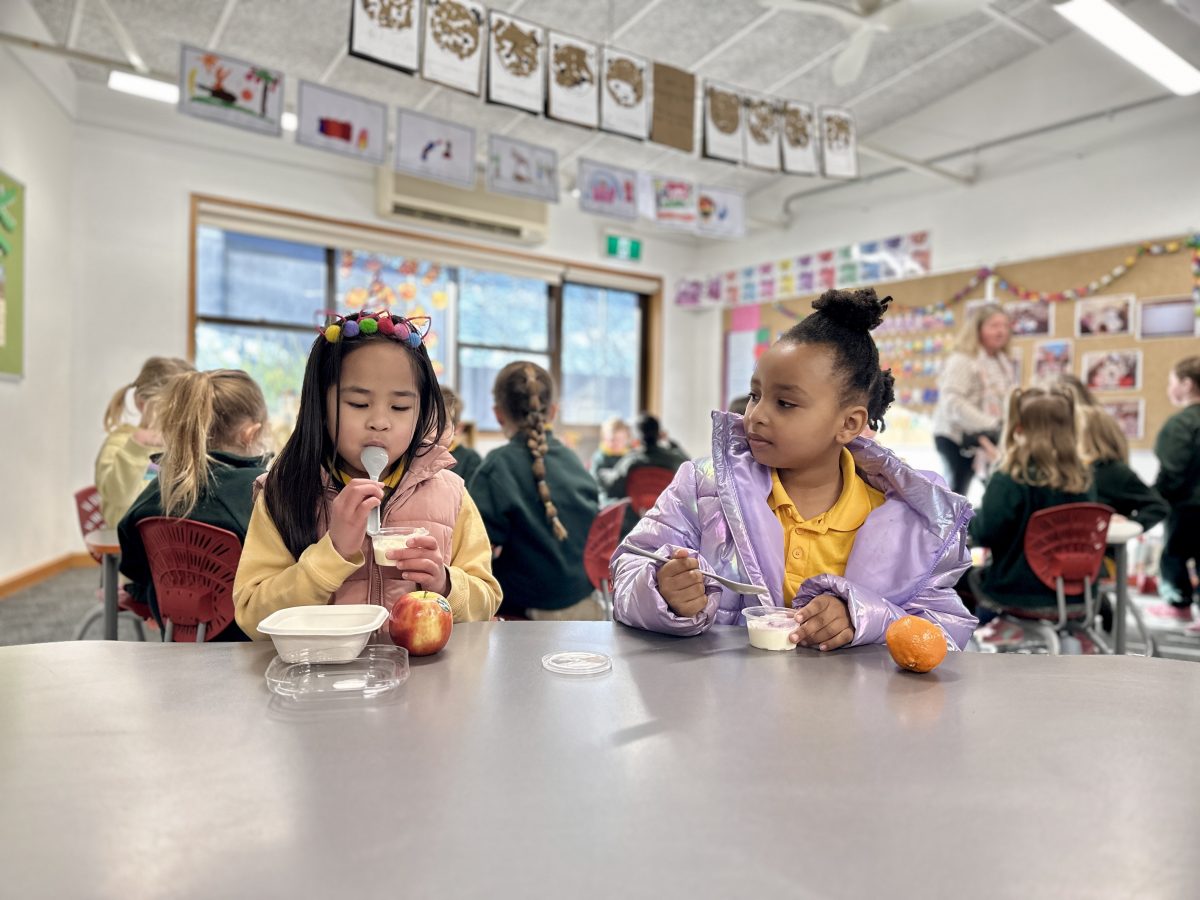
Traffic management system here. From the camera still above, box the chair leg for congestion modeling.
[118,610,146,641]
[196,621,207,643]
[164,620,174,643]
[1126,600,1157,657]
[74,606,104,640]
[1029,620,1062,655]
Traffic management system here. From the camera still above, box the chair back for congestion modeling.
[625,466,676,517]
[583,499,632,591]
[136,517,242,642]
[74,486,106,563]
[1023,503,1114,597]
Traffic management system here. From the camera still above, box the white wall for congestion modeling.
[0,6,78,581]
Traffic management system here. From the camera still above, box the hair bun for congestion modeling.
[812,288,892,333]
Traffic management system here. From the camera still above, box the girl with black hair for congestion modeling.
[233,311,501,639]
[612,288,978,651]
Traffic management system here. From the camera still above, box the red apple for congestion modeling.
[388,591,453,656]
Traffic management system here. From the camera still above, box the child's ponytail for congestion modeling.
[103,356,195,433]
[103,382,136,433]
[494,361,569,541]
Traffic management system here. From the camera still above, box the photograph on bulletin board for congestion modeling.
[1082,349,1141,391]
[1033,339,1073,386]
[1100,399,1145,440]
[1138,295,1195,338]
[1003,299,1052,336]
[1076,293,1134,337]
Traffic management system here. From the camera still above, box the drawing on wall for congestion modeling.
[600,49,649,139]
[349,0,422,73]
[547,32,599,128]
[696,186,745,239]
[819,107,857,179]
[421,0,487,95]
[742,94,780,171]
[394,109,477,188]
[651,176,697,229]
[703,82,743,163]
[487,11,544,113]
[296,81,387,164]
[781,101,818,175]
[179,46,284,135]
[487,135,559,202]
[577,159,637,220]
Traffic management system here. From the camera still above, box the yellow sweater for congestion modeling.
[234,489,501,640]
[94,424,157,526]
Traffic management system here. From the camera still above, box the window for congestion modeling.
[193,219,650,458]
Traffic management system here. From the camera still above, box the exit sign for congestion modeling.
[605,234,642,262]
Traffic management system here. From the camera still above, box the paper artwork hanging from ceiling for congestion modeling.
[696,186,746,239]
[178,45,284,135]
[349,0,423,73]
[421,0,487,95]
[487,135,559,203]
[547,32,599,128]
[296,81,388,164]
[819,107,858,179]
[600,48,649,139]
[781,101,819,175]
[394,109,477,189]
[650,175,697,229]
[742,93,780,172]
[577,158,637,220]
[486,11,545,113]
[703,81,743,163]
[650,63,694,152]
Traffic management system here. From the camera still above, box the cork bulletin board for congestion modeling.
[722,235,1196,450]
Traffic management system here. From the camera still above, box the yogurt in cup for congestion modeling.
[372,526,430,565]
[742,605,797,651]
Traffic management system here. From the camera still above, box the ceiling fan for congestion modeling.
[760,0,991,85]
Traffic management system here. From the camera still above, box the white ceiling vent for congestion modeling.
[376,169,549,246]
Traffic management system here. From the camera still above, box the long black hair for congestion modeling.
[265,313,447,559]
[781,288,896,432]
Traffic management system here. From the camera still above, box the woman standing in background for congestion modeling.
[932,303,1016,496]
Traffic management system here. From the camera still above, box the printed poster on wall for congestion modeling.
[600,48,649,139]
[781,101,818,175]
[820,106,858,179]
[349,0,423,73]
[547,32,599,128]
[178,45,284,135]
[0,169,24,376]
[487,135,559,203]
[1082,349,1142,391]
[578,159,637,220]
[696,186,745,239]
[394,109,477,188]
[421,0,487,95]
[743,93,780,171]
[703,81,743,163]
[296,81,387,164]
[487,11,544,113]
[651,176,697,229]
[1100,399,1145,440]
[650,62,695,153]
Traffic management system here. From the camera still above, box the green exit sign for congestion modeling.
[605,234,642,262]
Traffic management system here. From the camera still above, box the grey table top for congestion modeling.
[2,622,1199,899]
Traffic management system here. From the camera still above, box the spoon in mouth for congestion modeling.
[360,446,389,536]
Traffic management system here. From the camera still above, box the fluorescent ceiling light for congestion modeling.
[107,70,179,103]
[282,111,298,132]
[1054,0,1200,96]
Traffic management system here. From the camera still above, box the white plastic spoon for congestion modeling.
[621,544,770,597]
[360,446,389,536]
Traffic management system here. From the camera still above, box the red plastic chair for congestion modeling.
[978,503,1114,654]
[74,486,106,563]
[72,486,149,640]
[625,466,675,517]
[136,518,243,642]
[583,499,632,619]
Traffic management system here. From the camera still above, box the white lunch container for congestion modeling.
[257,605,389,664]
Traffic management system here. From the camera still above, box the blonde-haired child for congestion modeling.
[440,384,483,486]
[969,387,1096,608]
[1077,406,1167,531]
[95,356,194,524]
[117,369,271,637]
[1152,355,1200,625]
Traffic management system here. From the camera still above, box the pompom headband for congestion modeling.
[317,310,431,349]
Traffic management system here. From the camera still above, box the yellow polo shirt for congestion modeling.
[768,449,886,606]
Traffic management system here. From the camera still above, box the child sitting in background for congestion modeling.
[471,362,600,620]
[600,412,689,501]
[969,387,1095,608]
[1077,405,1167,531]
[233,312,501,639]
[612,288,977,651]
[118,370,271,638]
[591,416,631,499]
[440,385,483,486]
[96,356,194,525]
[1152,355,1200,626]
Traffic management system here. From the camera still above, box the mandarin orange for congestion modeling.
[885,616,948,673]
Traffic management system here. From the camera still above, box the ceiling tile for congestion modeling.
[27,0,72,43]
[106,0,226,76]
[329,55,429,107]
[218,0,349,82]
[618,0,776,70]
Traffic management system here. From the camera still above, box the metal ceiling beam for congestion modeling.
[0,29,169,79]
[206,0,240,50]
[981,1,1049,46]
[65,0,87,50]
[93,0,148,73]
[319,47,347,84]
[856,143,973,185]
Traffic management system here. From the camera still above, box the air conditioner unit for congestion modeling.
[376,169,549,246]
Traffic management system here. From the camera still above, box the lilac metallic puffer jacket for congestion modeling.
[611,412,978,649]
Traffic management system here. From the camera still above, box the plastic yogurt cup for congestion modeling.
[372,526,430,565]
[742,605,798,651]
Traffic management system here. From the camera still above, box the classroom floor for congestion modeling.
[2,568,1199,659]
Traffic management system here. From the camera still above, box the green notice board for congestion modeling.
[0,169,24,377]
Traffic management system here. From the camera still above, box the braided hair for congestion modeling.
[493,361,569,541]
[781,288,896,432]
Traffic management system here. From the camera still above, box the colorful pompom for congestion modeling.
[324,324,342,343]
[377,315,395,335]
[394,320,411,341]
[359,316,379,335]
[343,319,361,338]
[406,331,421,348]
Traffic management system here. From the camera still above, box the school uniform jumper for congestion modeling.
[1154,403,1200,607]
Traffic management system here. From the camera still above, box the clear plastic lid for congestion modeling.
[265,644,409,700]
[541,651,612,676]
